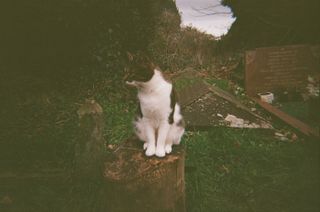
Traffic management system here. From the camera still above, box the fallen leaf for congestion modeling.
[221,165,230,174]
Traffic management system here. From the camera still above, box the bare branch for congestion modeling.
[191,4,232,17]
[191,11,231,17]
[192,4,222,11]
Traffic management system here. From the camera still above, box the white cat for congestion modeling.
[125,54,185,157]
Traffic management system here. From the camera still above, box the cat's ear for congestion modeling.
[126,51,134,62]
[138,54,155,70]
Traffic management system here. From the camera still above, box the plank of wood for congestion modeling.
[253,98,319,138]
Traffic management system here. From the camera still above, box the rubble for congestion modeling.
[274,132,289,141]
[258,92,274,104]
[224,114,271,129]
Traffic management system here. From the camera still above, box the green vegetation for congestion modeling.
[2,124,319,211]
[1,0,319,211]
[184,129,319,212]
[174,77,204,92]
[280,102,309,122]
[206,78,230,91]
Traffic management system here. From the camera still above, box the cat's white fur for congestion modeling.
[128,69,185,157]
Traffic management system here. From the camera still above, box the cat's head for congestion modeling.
[124,52,156,88]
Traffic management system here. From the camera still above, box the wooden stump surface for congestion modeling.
[104,138,185,212]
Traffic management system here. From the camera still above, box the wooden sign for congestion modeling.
[245,45,319,97]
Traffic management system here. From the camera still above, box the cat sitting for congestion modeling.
[125,53,185,157]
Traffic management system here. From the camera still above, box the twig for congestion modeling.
[191,5,232,17]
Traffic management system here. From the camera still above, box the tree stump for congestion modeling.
[104,138,185,212]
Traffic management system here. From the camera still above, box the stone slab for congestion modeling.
[245,45,319,97]
[174,69,272,130]
[173,69,211,107]
[183,92,271,130]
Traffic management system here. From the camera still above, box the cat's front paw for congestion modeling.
[155,147,166,158]
[145,145,155,156]
[165,144,172,154]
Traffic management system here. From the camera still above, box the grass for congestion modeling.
[206,78,230,91]
[1,70,319,212]
[174,77,204,92]
[280,102,308,120]
[184,129,320,212]
[99,98,136,145]
[1,88,319,211]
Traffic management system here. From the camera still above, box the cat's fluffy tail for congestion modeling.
[166,104,185,145]
[134,117,147,142]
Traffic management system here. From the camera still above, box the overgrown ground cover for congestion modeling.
[2,98,319,212]
[184,129,319,212]
[1,1,319,211]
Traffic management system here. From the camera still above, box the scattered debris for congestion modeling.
[233,85,245,96]
[107,144,116,150]
[258,92,274,104]
[274,131,299,142]
[274,132,289,141]
[307,75,319,97]
[224,114,244,128]
[224,114,270,129]
[217,113,223,118]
